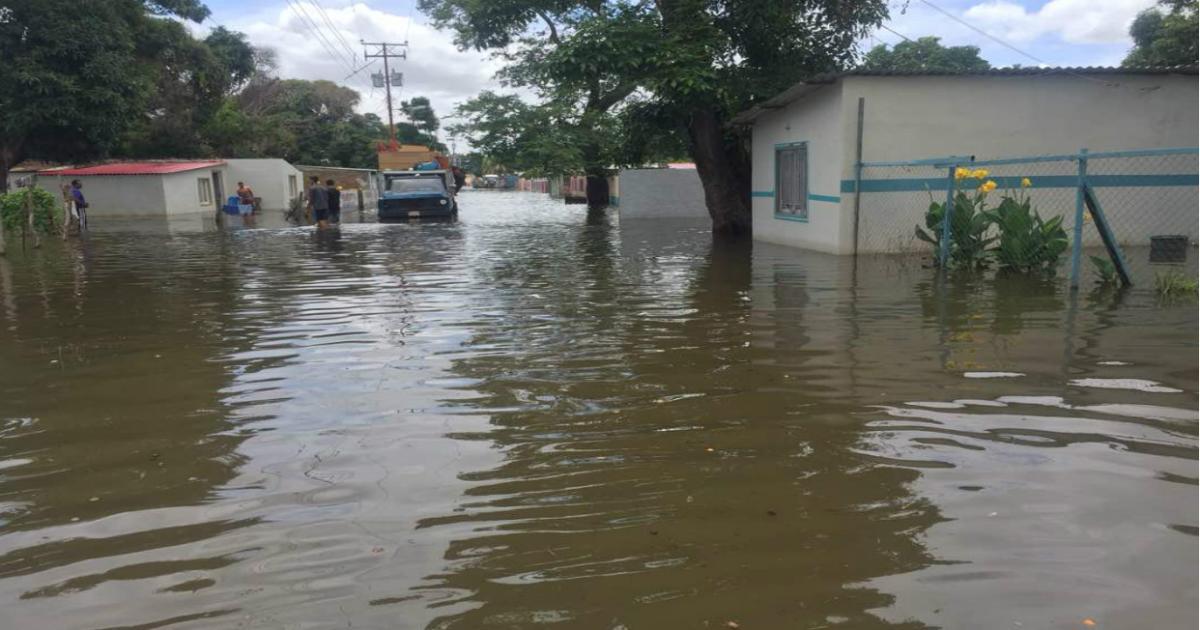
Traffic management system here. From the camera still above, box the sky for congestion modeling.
[195,0,1160,139]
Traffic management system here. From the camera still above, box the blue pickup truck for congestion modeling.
[378,170,458,220]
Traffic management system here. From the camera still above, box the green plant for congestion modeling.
[984,195,1068,275]
[1090,255,1119,286]
[916,189,995,269]
[1155,270,1198,300]
[1,188,58,235]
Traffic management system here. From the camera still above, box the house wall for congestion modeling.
[751,84,846,253]
[37,174,167,217]
[617,168,706,218]
[224,159,303,211]
[163,168,227,215]
[842,73,1199,253]
[843,74,1198,162]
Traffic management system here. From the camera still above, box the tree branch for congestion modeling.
[535,10,561,45]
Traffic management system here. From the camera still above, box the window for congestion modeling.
[288,175,298,199]
[386,176,445,193]
[198,178,213,205]
[775,143,807,220]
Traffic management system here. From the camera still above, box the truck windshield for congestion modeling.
[387,178,444,193]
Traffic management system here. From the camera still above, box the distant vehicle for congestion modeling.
[378,170,457,220]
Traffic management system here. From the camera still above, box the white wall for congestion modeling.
[843,73,1199,253]
[37,174,166,217]
[844,74,1198,162]
[617,168,707,218]
[163,167,227,216]
[224,159,303,211]
[751,84,846,253]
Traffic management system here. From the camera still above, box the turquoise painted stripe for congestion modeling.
[774,212,808,223]
[751,190,840,203]
[840,173,1199,193]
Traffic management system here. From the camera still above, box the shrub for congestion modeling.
[1090,255,1119,286]
[915,168,997,269]
[983,194,1068,275]
[1,188,59,235]
[1155,270,1198,301]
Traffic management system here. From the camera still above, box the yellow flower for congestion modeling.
[1021,177,1032,188]
[972,168,989,180]
[954,167,971,180]
[978,180,997,193]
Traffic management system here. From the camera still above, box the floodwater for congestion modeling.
[0,191,1195,629]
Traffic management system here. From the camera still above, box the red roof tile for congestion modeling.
[39,161,224,176]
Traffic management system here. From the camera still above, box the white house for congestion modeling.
[37,161,229,217]
[223,159,304,211]
[734,67,1199,254]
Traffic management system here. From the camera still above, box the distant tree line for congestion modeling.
[0,0,444,191]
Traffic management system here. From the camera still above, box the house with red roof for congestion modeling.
[35,158,304,218]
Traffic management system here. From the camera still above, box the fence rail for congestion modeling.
[851,147,1199,288]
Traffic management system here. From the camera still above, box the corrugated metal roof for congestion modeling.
[731,65,1199,124]
[38,161,225,176]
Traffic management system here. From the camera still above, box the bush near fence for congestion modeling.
[852,147,1198,285]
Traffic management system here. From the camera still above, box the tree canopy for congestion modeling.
[862,36,990,73]
[425,0,889,228]
[1124,0,1198,67]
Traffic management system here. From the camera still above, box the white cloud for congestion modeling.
[963,0,1157,45]
[213,2,505,127]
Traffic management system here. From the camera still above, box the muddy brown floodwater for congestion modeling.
[0,191,1195,629]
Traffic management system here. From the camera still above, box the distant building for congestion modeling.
[37,161,229,217]
[734,66,1199,254]
[35,159,306,217]
[618,165,706,219]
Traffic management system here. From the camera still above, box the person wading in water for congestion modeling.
[306,175,330,229]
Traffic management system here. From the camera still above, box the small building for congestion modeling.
[223,159,304,211]
[37,161,229,217]
[617,165,706,219]
[734,66,1199,254]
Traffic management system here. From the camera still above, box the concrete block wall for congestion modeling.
[616,168,706,219]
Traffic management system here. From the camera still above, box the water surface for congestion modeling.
[0,191,1195,629]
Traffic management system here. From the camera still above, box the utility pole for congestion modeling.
[361,40,408,147]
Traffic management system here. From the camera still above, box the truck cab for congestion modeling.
[378,170,457,220]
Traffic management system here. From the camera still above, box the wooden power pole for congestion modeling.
[361,40,408,147]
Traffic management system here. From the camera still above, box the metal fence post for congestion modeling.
[1069,148,1088,289]
[938,165,955,267]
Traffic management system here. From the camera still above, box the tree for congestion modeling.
[0,0,209,191]
[449,91,583,176]
[862,36,990,73]
[648,0,887,235]
[1124,0,1198,67]
[421,0,659,208]
[424,1,888,231]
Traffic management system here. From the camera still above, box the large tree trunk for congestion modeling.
[585,172,609,210]
[688,107,751,237]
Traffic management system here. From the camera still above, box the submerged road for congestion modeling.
[0,190,1196,628]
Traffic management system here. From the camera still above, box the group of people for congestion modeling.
[306,175,344,229]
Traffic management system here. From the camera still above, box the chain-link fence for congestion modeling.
[853,147,1199,286]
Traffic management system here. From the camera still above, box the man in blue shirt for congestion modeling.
[70,180,88,230]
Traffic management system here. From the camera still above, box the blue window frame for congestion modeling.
[775,142,807,221]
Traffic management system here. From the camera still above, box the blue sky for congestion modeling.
[193,0,1158,122]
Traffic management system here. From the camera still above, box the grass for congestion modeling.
[1154,270,1199,301]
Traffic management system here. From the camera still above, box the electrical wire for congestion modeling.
[310,0,359,64]
[285,0,357,74]
[879,24,915,44]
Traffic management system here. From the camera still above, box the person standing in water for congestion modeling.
[325,179,342,225]
[306,175,330,229]
[70,180,88,230]
[236,181,256,226]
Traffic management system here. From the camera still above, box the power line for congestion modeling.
[285,0,357,74]
[310,0,359,64]
[917,0,1048,66]
[879,24,915,44]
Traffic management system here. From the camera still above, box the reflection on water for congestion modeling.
[0,191,1195,629]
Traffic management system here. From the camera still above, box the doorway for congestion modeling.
[212,170,225,205]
